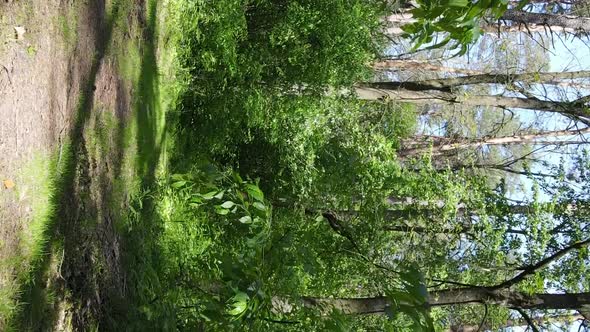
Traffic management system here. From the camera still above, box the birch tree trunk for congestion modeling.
[273,238,590,314]
[385,10,590,35]
[400,127,590,157]
[352,86,590,123]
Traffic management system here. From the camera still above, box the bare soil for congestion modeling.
[0,0,146,329]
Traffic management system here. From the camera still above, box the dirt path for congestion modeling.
[0,1,74,280]
[0,0,156,330]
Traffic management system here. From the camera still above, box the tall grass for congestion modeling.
[1,142,73,330]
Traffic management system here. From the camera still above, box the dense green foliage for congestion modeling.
[119,0,447,329]
[5,0,590,330]
[116,0,590,331]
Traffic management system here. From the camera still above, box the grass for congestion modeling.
[57,7,78,50]
[1,0,171,329]
[0,4,85,318]
[0,143,73,331]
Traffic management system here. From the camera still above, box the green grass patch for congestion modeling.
[56,9,78,50]
[0,142,73,330]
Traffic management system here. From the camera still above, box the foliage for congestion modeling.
[402,0,523,54]
[172,0,387,91]
[9,0,590,330]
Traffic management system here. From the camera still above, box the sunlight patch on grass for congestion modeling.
[56,6,78,51]
[0,142,72,329]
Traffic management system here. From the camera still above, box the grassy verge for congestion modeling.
[2,0,174,329]
[0,146,72,329]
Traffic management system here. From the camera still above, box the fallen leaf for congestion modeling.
[3,179,15,189]
[14,26,25,40]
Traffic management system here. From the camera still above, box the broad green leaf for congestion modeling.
[214,190,225,199]
[201,191,218,200]
[171,180,187,188]
[245,184,264,202]
[233,172,243,184]
[227,292,249,316]
[215,206,230,215]
[239,216,252,224]
[221,201,236,209]
[253,202,266,211]
[171,174,184,181]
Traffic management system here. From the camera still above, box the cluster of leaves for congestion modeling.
[168,0,402,204]
[171,0,387,91]
[121,161,450,330]
[402,0,523,54]
[385,267,434,331]
[159,166,273,329]
[120,164,277,330]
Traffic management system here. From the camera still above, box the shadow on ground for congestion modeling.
[12,0,166,330]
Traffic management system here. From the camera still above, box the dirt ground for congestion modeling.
[0,0,73,275]
[0,0,146,329]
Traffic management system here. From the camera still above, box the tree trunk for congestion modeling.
[384,10,590,35]
[294,290,590,314]
[274,239,590,314]
[373,60,484,76]
[501,9,590,33]
[400,127,590,157]
[352,86,590,123]
[366,70,590,91]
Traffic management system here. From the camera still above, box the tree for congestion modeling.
[366,69,590,91]
[500,9,590,34]
[273,238,590,314]
[399,127,590,157]
[386,7,590,50]
[352,84,590,124]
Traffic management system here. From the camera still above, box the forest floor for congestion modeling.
[0,0,169,329]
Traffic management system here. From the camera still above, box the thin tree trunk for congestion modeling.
[501,9,590,33]
[400,127,590,157]
[273,238,590,314]
[373,60,484,76]
[384,10,590,35]
[386,23,580,35]
[352,86,590,123]
[366,70,590,91]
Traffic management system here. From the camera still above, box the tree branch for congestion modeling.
[515,308,541,332]
[494,237,590,290]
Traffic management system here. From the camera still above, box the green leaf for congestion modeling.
[214,190,225,199]
[239,216,252,224]
[227,292,249,316]
[171,174,184,181]
[447,0,469,7]
[233,172,244,184]
[221,201,236,209]
[253,202,266,211]
[171,180,187,188]
[201,191,218,200]
[215,206,230,215]
[246,184,264,202]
